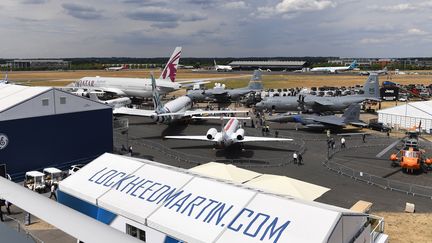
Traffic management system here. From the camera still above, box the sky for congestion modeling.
[0,0,431,58]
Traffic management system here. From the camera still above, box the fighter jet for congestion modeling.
[255,73,380,113]
[267,103,367,129]
[187,70,263,103]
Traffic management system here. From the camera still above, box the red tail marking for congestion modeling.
[162,51,181,82]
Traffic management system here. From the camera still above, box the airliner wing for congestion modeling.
[183,110,248,117]
[176,75,251,84]
[113,107,155,117]
[164,136,212,141]
[157,110,248,117]
[241,137,293,143]
[62,86,127,96]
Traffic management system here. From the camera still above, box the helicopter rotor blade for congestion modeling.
[376,139,402,158]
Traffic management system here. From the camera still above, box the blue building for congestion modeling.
[0,84,113,180]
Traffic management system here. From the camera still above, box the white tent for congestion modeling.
[189,162,330,201]
[244,174,330,201]
[58,153,385,243]
[189,162,261,182]
[378,101,432,133]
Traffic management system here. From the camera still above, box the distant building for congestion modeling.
[7,59,71,70]
[228,60,306,71]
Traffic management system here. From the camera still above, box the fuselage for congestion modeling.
[213,118,242,147]
[153,96,192,123]
[76,77,181,98]
[256,95,368,113]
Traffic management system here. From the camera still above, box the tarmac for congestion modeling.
[114,114,432,213]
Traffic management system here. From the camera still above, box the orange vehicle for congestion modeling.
[387,131,432,173]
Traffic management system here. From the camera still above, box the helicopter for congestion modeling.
[376,124,432,173]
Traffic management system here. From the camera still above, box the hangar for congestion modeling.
[228,60,306,71]
[377,101,432,133]
[58,153,388,243]
[0,84,113,179]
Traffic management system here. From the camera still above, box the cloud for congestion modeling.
[125,7,207,23]
[223,1,248,10]
[122,0,168,6]
[21,0,48,4]
[359,38,389,44]
[256,0,336,18]
[62,3,102,20]
[407,28,427,35]
[151,22,179,29]
[371,2,432,13]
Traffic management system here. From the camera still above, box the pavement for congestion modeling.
[114,114,432,213]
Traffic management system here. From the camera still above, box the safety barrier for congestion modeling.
[113,131,306,168]
[324,145,432,199]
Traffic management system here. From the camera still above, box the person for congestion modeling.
[341,137,346,149]
[128,146,133,155]
[49,184,57,200]
[0,204,3,222]
[297,153,303,166]
[275,130,279,138]
[331,138,336,149]
[5,200,11,215]
[387,130,390,138]
[293,152,298,164]
[362,134,366,143]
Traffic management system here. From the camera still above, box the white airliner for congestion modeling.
[165,117,292,148]
[111,75,247,123]
[105,64,128,71]
[69,47,184,98]
[214,60,233,72]
[311,60,357,73]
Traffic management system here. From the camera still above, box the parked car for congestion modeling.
[68,164,84,176]
[368,122,391,132]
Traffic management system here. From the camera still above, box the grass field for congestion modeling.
[7,69,432,89]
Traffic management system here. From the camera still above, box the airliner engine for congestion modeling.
[206,128,218,140]
[235,128,245,140]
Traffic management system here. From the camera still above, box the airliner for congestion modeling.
[165,117,292,148]
[110,74,247,123]
[105,64,128,71]
[214,60,233,72]
[311,60,357,73]
[69,47,184,98]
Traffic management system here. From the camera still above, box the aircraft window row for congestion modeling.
[126,224,146,242]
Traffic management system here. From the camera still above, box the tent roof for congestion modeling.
[189,162,330,201]
[0,84,51,113]
[378,101,432,119]
[189,162,261,183]
[60,153,355,243]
